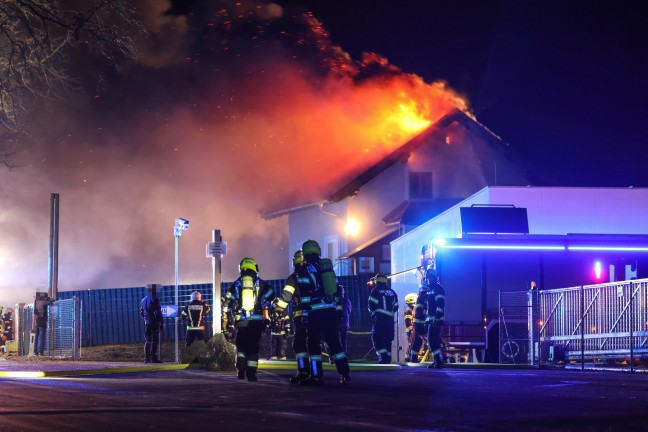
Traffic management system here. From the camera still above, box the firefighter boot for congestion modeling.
[246,366,258,382]
[429,355,444,369]
[333,354,351,384]
[300,358,324,386]
[408,352,419,363]
[289,354,310,384]
[236,354,247,380]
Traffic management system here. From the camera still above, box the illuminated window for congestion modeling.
[409,172,433,199]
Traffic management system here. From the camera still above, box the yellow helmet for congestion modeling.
[302,239,321,256]
[374,272,389,285]
[239,257,258,273]
[405,293,417,305]
[292,250,304,267]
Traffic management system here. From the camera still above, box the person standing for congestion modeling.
[409,245,431,363]
[33,293,53,356]
[182,290,211,347]
[274,250,311,384]
[335,284,352,356]
[269,305,290,360]
[223,257,274,382]
[367,273,399,364]
[424,265,446,368]
[404,293,417,360]
[140,284,163,363]
[297,239,351,385]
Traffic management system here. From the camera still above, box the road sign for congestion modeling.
[161,305,179,318]
[206,241,227,258]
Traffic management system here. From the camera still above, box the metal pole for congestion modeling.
[175,235,179,364]
[212,230,223,335]
[580,285,585,370]
[630,282,634,373]
[48,193,60,300]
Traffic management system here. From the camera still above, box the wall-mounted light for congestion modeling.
[345,218,360,237]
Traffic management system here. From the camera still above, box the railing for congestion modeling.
[537,279,648,369]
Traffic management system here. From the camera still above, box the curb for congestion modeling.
[0,363,190,378]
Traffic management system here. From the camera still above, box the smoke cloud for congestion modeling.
[0,0,466,306]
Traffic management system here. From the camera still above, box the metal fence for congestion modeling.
[499,291,533,365]
[41,275,373,356]
[538,279,648,369]
[17,297,82,359]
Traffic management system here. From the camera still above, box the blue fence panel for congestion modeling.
[59,275,375,347]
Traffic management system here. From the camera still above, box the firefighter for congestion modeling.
[269,304,290,359]
[3,308,13,341]
[424,265,446,368]
[404,293,417,359]
[323,283,351,363]
[274,250,311,384]
[368,273,399,364]
[408,245,430,363]
[335,284,352,355]
[298,239,351,385]
[140,284,163,363]
[223,257,274,382]
[181,290,211,347]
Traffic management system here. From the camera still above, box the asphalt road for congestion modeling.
[1,365,647,432]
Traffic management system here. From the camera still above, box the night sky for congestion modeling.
[283,0,648,187]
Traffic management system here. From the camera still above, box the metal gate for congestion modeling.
[499,291,534,365]
[17,297,82,359]
[538,279,648,367]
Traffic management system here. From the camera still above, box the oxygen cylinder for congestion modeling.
[241,275,255,311]
[319,258,338,295]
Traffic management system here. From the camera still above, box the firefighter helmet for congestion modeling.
[302,239,321,256]
[239,257,259,273]
[405,293,417,305]
[374,272,389,285]
[292,250,304,267]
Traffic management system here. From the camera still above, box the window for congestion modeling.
[358,257,374,274]
[409,171,434,199]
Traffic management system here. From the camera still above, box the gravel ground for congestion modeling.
[0,341,176,363]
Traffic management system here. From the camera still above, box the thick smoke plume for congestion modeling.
[0,0,466,305]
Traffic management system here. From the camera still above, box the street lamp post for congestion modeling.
[174,218,189,364]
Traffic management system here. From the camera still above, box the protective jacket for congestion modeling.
[274,268,310,380]
[368,283,399,364]
[423,267,446,367]
[182,300,211,331]
[223,272,274,326]
[223,270,275,381]
[408,268,429,362]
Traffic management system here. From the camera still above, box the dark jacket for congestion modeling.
[140,295,163,326]
[34,297,53,327]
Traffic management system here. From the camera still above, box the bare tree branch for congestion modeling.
[0,0,144,168]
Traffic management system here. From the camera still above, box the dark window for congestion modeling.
[409,172,434,199]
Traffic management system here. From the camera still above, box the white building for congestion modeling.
[389,186,648,361]
[262,109,528,276]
